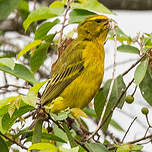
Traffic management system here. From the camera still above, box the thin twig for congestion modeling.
[121,117,137,143]
[100,78,134,129]
[44,111,64,131]
[108,133,152,151]
[104,130,121,143]
[146,114,152,127]
[3,72,8,84]
[122,53,146,76]
[105,58,137,71]
[88,25,118,140]
[0,84,29,89]
[58,0,73,49]
[90,78,135,144]
[127,133,152,144]
[15,110,35,123]
[131,86,137,96]
[33,0,36,10]
[0,131,28,150]
[117,109,146,129]
[144,127,150,137]
[138,139,152,145]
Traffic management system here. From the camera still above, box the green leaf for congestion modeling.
[42,133,66,143]
[0,136,9,152]
[30,80,48,95]
[94,88,106,119]
[1,104,34,133]
[43,34,56,43]
[62,123,78,148]
[53,124,68,146]
[85,142,109,152]
[18,0,29,19]
[115,28,128,37]
[94,75,126,132]
[139,67,152,106]
[117,45,140,54]
[0,105,9,116]
[0,0,22,19]
[28,143,58,152]
[35,19,59,40]
[0,96,18,109]
[22,80,48,107]
[23,6,64,31]
[71,0,112,14]
[32,120,43,145]
[109,28,132,43]
[8,96,22,117]
[22,91,37,107]
[149,65,152,80]
[134,57,149,86]
[17,40,42,59]
[0,58,15,70]
[0,116,6,133]
[30,43,49,73]
[110,119,124,132]
[0,96,21,118]
[83,107,97,118]
[13,129,66,143]
[59,146,79,152]
[50,1,64,8]
[0,63,37,84]
[13,129,33,139]
[51,110,70,121]
[116,144,143,152]
[69,9,95,24]
[145,38,152,48]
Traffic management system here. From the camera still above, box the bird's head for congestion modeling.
[77,15,116,42]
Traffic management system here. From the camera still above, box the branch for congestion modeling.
[127,134,152,144]
[108,133,152,151]
[100,78,134,129]
[43,111,89,151]
[33,0,37,10]
[121,117,137,142]
[58,0,73,49]
[105,58,137,71]
[0,84,29,90]
[88,78,134,141]
[0,131,28,150]
[122,53,146,76]
[15,110,35,123]
[0,19,24,34]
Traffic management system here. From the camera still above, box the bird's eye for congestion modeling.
[94,19,107,23]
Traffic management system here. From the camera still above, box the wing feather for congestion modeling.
[41,40,86,105]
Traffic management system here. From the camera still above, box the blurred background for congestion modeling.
[0,0,152,152]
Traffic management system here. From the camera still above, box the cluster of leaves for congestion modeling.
[0,0,152,152]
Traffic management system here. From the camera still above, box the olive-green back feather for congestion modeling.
[41,40,86,105]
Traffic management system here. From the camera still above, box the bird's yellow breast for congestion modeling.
[50,40,105,113]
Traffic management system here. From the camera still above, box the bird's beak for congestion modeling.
[107,18,118,30]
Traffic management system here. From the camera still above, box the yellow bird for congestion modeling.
[40,15,111,113]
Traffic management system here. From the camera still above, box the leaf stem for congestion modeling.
[121,117,137,142]
[122,53,146,76]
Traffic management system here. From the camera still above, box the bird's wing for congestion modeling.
[41,40,86,105]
